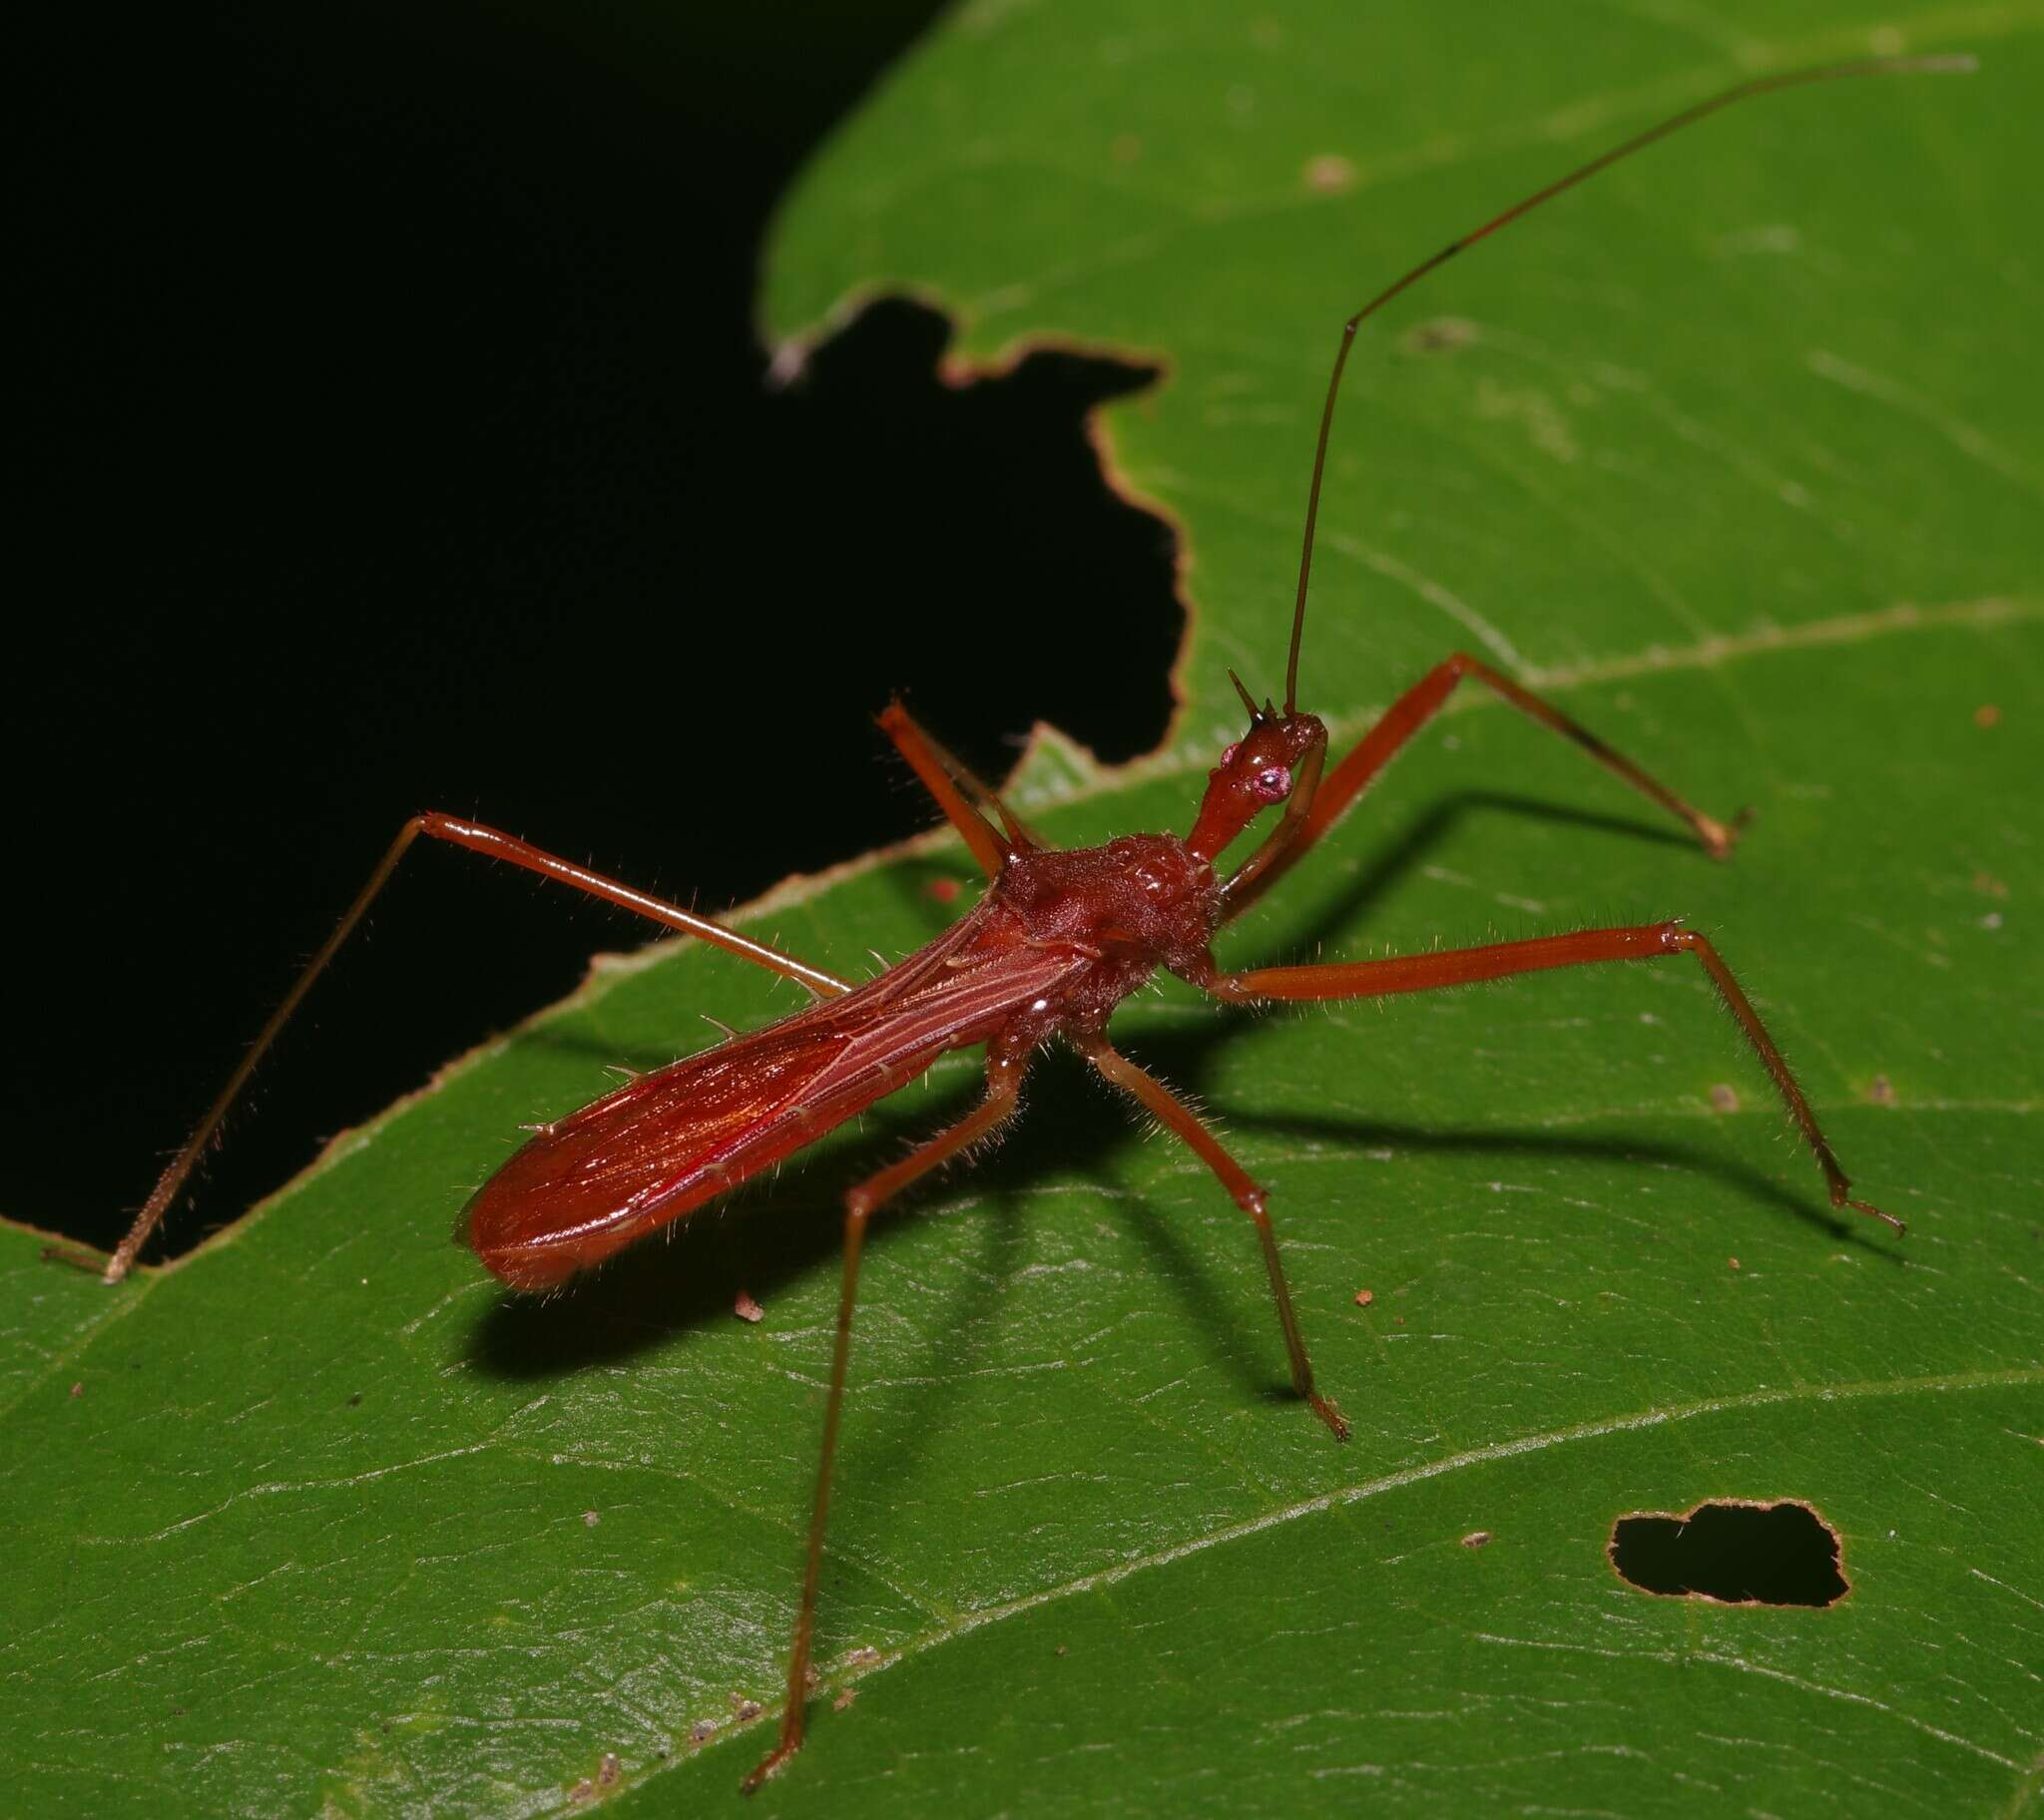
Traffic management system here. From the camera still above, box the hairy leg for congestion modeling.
[877,699,1046,874]
[99,813,847,1282]
[1081,1035,1347,1440]
[745,1053,1026,1791]
[1198,923,1895,1231]
[1229,654,1743,919]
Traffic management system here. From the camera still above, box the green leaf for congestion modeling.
[7,3,2041,1815]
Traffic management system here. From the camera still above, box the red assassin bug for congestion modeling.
[96,56,1965,1792]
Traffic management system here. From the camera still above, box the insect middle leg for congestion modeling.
[1227,653,1745,919]
[1080,1035,1348,1440]
[98,813,850,1283]
[1200,923,1896,1230]
[746,1051,1027,1793]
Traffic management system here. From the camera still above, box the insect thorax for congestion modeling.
[994,834,1220,979]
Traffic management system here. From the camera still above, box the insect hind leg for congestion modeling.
[746,1052,1026,1792]
[97,812,849,1284]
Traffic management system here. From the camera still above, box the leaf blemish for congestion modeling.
[1301,154,1355,195]
[1403,315,1479,355]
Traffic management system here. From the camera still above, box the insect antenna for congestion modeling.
[1281,52,1975,716]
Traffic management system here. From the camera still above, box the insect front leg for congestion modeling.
[1225,654,1744,921]
[745,1050,1027,1793]
[1197,924,1896,1232]
[1079,1035,1347,1441]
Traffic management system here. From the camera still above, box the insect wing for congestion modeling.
[466,916,1077,1287]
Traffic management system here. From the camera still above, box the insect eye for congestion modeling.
[1219,742,1241,766]
[1251,765,1292,802]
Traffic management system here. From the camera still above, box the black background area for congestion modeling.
[10,2,1183,1255]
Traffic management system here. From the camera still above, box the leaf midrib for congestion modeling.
[671,1362,2041,1777]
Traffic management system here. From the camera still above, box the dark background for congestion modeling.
[11,2,1180,1257]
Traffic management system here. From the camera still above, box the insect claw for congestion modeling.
[764,336,808,391]
[1848,1195,1907,1236]
[740,1746,789,1796]
[1698,806,1753,860]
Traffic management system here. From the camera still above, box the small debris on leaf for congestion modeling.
[1404,315,1479,355]
[1302,153,1354,194]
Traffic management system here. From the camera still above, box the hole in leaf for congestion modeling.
[766,295,1176,780]
[1609,1500,1846,1607]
